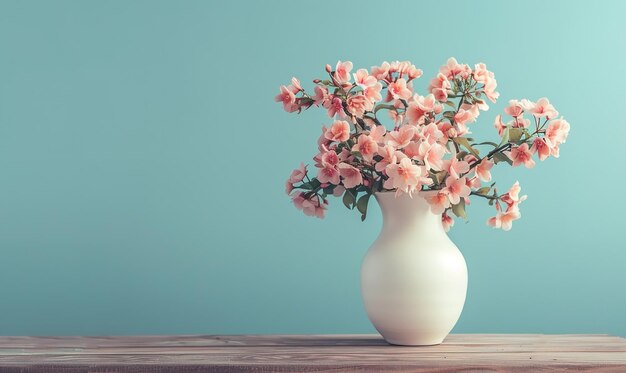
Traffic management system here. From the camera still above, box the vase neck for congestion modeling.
[374,192,444,235]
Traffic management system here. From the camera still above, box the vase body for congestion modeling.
[360,192,468,346]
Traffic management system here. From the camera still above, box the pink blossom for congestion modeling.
[346,94,370,117]
[290,77,302,92]
[494,114,506,136]
[288,163,307,183]
[512,116,531,128]
[384,158,429,196]
[544,118,570,154]
[302,197,326,219]
[442,155,470,179]
[324,120,351,142]
[476,158,494,182]
[484,77,499,103]
[337,163,363,188]
[531,97,558,119]
[443,176,471,205]
[312,85,329,106]
[406,94,442,125]
[427,192,450,214]
[317,165,340,185]
[325,96,345,118]
[369,124,386,143]
[531,137,551,161]
[407,65,423,80]
[353,69,376,88]
[275,85,296,111]
[420,141,446,171]
[352,134,377,162]
[321,150,339,166]
[371,61,390,80]
[504,100,524,117]
[375,144,399,172]
[334,60,353,84]
[386,125,416,149]
[364,82,383,103]
[507,143,536,168]
[285,181,294,195]
[440,57,470,79]
[487,209,520,231]
[429,73,451,101]
[473,63,490,84]
[454,108,476,126]
[442,212,454,232]
[387,78,413,100]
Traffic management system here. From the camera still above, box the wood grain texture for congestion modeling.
[0,334,624,372]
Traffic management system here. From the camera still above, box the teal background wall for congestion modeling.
[0,0,624,336]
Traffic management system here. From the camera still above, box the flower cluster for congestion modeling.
[277,58,570,230]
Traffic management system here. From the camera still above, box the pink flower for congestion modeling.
[384,158,429,196]
[454,108,476,126]
[507,143,536,168]
[531,97,558,119]
[375,144,400,172]
[312,85,329,106]
[504,100,524,117]
[531,137,551,161]
[337,163,363,188]
[334,60,353,84]
[512,116,531,129]
[321,150,339,166]
[443,176,471,205]
[386,125,416,149]
[369,125,387,143]
[429,73,451,101]
[353,69,376,88]
[406,94,442,125]
[475,158,494,182]
[440,57,470,79]
[371,61,390,80]
[427,192,450,214]
[473,63,490,84]
[420,142,446,171]
[290,77,302,92]
[442,155,470,179]
[442,212,454,232]
[352,134,377,162]
[487,209,520,231]
[288,163,307,183]
[302,197,327,219]
[317,165,340,185]
[275,85,296,112]
[285,181,294,195]
[544,118,570,149]
[346,93,370,117]
[324,120,351,142]
[326,96,345,118]
[407,65,423,80]
[494,114,506,136]
[387,78,413,100]
[364,82,383,103]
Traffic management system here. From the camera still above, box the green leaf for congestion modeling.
[509,128,524,142]
[342,189,356,209]
[492,152,512,165]
[475,141,499,148]
[442,111,455,119]
[444,100,455,108]
[451,199,466,219]
[475,186,491,195]
[357,194,371,221]
[453,137,480,158]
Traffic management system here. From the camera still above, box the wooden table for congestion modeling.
[0,334,625,372]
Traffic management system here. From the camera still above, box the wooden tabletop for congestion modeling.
[0,334,625,372]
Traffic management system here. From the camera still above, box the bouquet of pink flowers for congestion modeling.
[276,58,570,231]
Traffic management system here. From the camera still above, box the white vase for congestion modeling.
[360,191,468,346]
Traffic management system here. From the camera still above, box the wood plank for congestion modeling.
[0,334,623,372]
